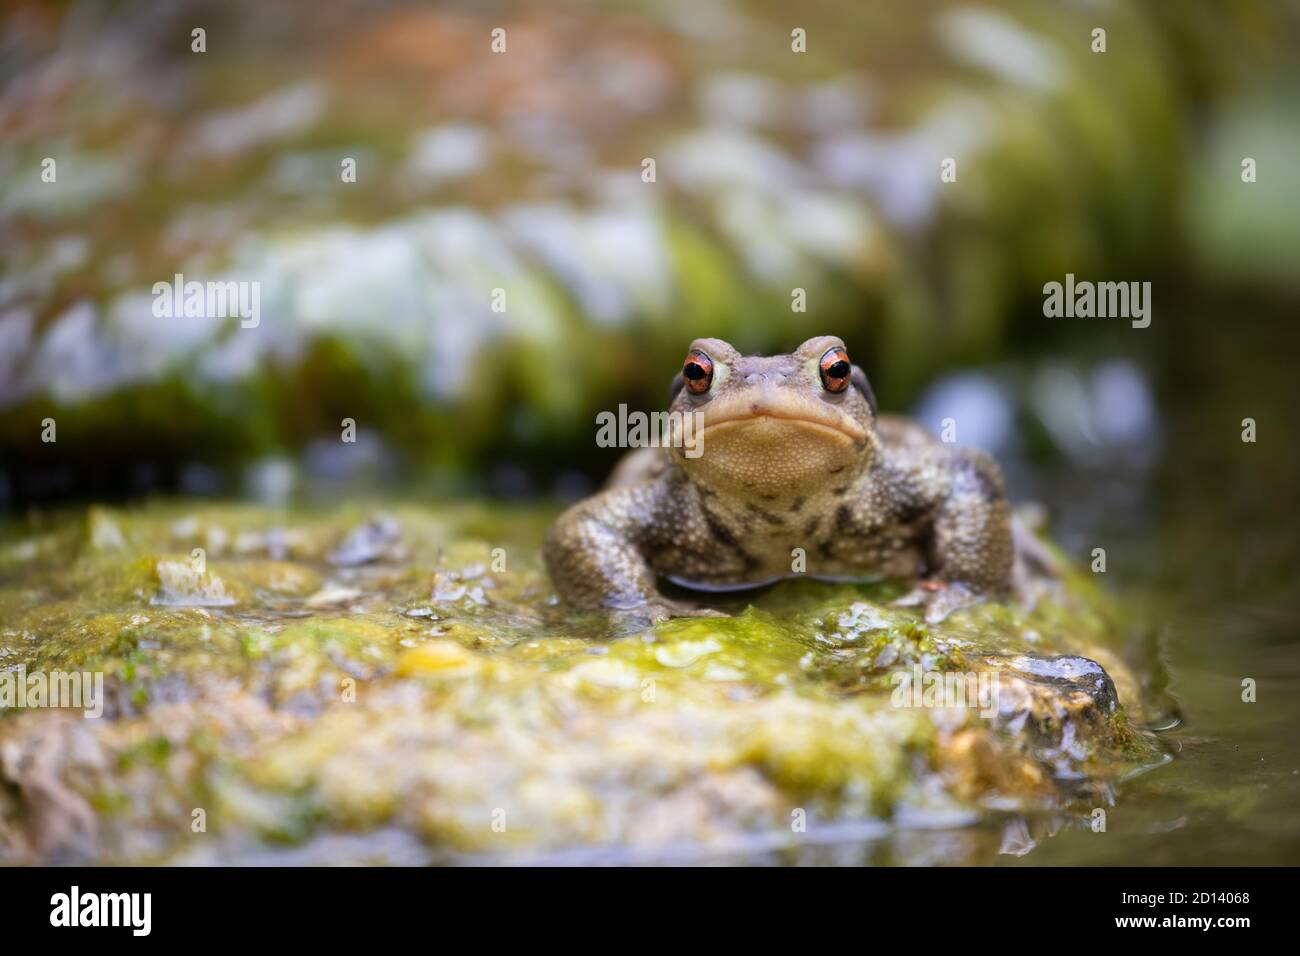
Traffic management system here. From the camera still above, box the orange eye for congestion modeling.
[819,346,852,393]
[683,350,714,395]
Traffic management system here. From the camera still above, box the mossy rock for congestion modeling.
[0,500,1165,863]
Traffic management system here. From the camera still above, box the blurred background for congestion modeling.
[1,0,1299,864]
[1,0,1295,517]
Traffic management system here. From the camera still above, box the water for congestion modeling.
[1005,310,1300,865]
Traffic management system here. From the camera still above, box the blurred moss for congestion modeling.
[1,0,1296,501]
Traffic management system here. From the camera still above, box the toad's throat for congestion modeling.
[697,390,867,444]
[701,409,865,445]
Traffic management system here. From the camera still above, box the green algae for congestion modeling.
[0,500,1165,864]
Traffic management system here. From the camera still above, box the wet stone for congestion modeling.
[995,654,1121,715]
[328,516,403,567]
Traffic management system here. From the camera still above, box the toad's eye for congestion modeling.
[819,346,852,393]
[683,350,714,395]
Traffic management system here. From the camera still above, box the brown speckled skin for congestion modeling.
[545,335,1014,620]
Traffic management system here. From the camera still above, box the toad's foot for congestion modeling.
[614,598,730,626]
[892,580,983,624]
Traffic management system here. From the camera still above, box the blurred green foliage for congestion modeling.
[1,0,1296,501]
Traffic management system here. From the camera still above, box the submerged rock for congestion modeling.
[0,502,1165,864]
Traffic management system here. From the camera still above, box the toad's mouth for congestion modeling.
[698,394,866,445]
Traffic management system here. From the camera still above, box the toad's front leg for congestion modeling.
[543,487,723,622]
[894,450,1015,622]
[927,449,1015,595]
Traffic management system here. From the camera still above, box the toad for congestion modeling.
[545,335,1017,622]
